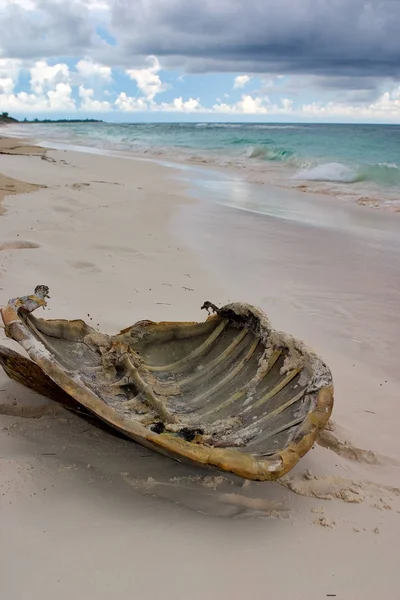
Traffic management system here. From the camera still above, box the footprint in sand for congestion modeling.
[0,241,40,251]
[91,180,123,186]
[95,244,144,258]
[41,155,57,163]
[69,260,101,274]
[52,205,74,214]
[68,183,91,191]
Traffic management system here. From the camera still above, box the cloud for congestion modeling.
[76,59,112,81]
[0,59,21,93]
[0,1,36,8]
[2,1,399,84]
[0,58,22,80]
[0,0,398,123]
[114,92,148,111]
[0,0,399,124]
[0,0,106,60]
[126,55,166,100]
[214,95,269,114]
[79,85,111,110]
[109,0,400,80]
[114,91,203,113]
[158,97,202,112]
[0,83,76,112]
[30,61,70,94]
[47,83,76,110]
[1,56,400,120]
[301,87,400,119]
[233,75,251,89]
[212,94,293,115]
[0,77,14,94]
[0,91,48,112]
[211,88,400,120]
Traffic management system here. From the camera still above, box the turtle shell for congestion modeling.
[0,289,333,480]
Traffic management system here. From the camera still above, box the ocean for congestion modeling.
[6,121,400,209]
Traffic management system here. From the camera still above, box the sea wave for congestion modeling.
[245,144,294,161]
[194,123,245,129]
[294,162,358,183]
[358,162,400,186]
[294,161,400,186]
[194,123,302,130]
[251,125,303,130]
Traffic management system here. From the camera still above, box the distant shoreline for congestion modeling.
[0,115,103,125]
[0,115,19,125]
[19,119,104,124]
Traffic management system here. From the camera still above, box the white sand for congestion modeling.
[1,142,399,600]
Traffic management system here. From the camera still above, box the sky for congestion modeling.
[0,0,400,123]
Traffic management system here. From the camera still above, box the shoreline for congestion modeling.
[1,134,399,599]
[3,122,400,213]
[3,130,399,251]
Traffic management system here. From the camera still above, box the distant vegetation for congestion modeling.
[23,118,103,123]
[0,113,103,125]
[0,112,18,124]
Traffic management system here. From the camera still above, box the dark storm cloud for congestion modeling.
[1,0,399,84]
[109,0,400,78]
[0,0,105,60]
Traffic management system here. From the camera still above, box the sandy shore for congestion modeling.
[0,137,45,214]
[0,136,399,600]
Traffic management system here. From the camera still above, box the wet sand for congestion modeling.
[0,138,399,600]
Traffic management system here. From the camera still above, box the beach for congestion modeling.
[1,134,399,600]
[5,121,400,211]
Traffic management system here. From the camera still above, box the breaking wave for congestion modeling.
[294,161,400,187]
[245,145,294,161]
[294,162,358,183]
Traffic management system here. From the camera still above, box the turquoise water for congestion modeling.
[8,122,400,207]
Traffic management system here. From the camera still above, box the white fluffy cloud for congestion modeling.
[211,88,400,119]
[30,61,70,94]
[1,53,400,120]
[212,94,294,115]
[301,87,400,119]
[213,94,269,114]
[114,92,202,113]
[0,77,14,94]
[79,85,111,110]
[114,92,148,112]
[0,84,76,112]
[233,75,251,89]
[0,59,113,113]
[126,56,166,100]
[47,82,75,110]
[158,97,202,112]
[0,59,21,93]
[76,59,112,81]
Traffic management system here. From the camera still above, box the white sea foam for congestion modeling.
[252,125,302,130]
[293,162,358,183]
